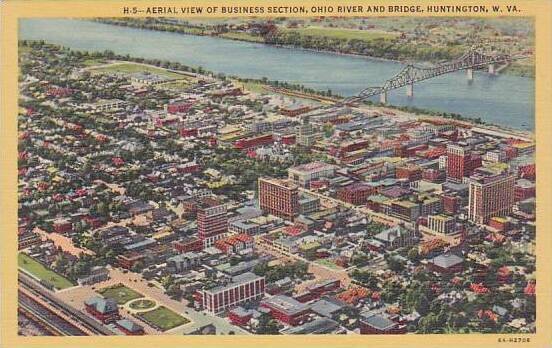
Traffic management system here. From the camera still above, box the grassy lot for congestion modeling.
[219,32,265,43]
[283,26,398,42]
[90,62,186,79]
[157,80,192,91]
[18,253,75,290]
[98,283,143,304]
[137,306,190,331]
[316,258,343,270]
[82,58,107,67]
[236,80,269,94]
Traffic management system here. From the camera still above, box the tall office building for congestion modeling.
[258,177,299,221]
[468,170,515,224]
[197,197,228,248]
[296,116,317,147]
[446,144,481,183]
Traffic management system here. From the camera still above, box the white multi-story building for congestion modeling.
[201,272,265,315]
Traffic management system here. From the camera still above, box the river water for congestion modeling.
[20,19,535,130]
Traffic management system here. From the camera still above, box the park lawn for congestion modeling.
[98,284,143,304]
[18,253,75,290]
[283,26,398,42]
[91,62,186,79]
[138,306,190,331]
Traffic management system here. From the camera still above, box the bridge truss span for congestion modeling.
[343,46,524,104]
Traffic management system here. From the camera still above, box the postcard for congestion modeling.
[1,1,551,347]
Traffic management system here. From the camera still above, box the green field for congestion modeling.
[98,284,143,304]
[18,253,75,290]
[137,306,190,331]
[90,62,186,79]
[316,258,343,270]
[283,26,398,42]
[82,58,106,67]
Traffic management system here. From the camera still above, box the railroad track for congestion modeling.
[18,273,114,336]
[18,291,86,336]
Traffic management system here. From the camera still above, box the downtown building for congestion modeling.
[197,197,228,248]
[258,177,299,221]
[446,144,482,183]
[200,272,265,315]
[467,169,515,225]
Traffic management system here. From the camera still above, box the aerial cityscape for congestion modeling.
[17,17,536,336]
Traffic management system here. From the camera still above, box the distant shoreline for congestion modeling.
[91,18,535,79]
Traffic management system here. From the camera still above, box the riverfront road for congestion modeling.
[19,272,114,336]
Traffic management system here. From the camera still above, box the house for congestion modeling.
[427,253,464,274]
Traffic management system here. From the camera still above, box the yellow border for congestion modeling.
[1,1,551,347]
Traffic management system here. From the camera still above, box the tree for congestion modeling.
[387,256,405,273]
[160,274,174,289]
[407,247,419,262]
[167,283,183,299]
[256,313,280,335]
[131,261,145,273]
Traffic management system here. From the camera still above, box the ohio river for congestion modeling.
[20,19,535,130]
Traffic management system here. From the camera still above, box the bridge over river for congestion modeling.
[343,46,528,104]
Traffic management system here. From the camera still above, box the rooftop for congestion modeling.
[261,295,309,316]
[289,161,337,174]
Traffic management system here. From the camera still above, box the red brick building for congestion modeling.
[84,296,119,324]
[197,197,228,248]
[117,252,145,270]
[234,134,274,150]
[173,236,203,253]
[514,179,535,202]
[228,307,254,326]
[337,183,377,206]
[260,295,310,326]
[442,194,461,214]
[53,219,72,234]
[281,134,296,145]
[214,233,254,255]
[258,178,299,221]
[167,102,193,114]
[395,165,422,181]
[446,144,481,183]
[468,171,515,224]
[280,105,312,117]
